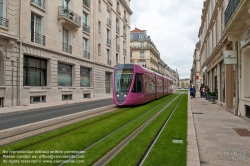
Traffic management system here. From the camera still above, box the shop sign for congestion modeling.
[240,28,250,48]
[223,51,237,64]
[58,63,72,72]
[196,76,199,80]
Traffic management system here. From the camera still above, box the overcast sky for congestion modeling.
[130,0,204,79]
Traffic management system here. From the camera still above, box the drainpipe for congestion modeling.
[92,0,96,98]
[235,41,239,116]
[19,0,23,105]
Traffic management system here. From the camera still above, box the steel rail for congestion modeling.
[137,94,184,166]
[59,95,179,166]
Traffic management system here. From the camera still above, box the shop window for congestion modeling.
[30,96,46,103]
[23,55,47,86]
[62,94,72,100]
[83,93,90,98]
[246,105,250,118]
[0,98,3,107]
[80,68,90,87]
[58,63,72,86]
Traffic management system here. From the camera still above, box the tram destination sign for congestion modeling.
[223,51,237,65]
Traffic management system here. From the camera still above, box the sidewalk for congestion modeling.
[188,92,250,166]
[0,96,113,115]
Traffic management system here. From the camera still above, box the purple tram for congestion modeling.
[112,64,173,106]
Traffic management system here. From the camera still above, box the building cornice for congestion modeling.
[118,0,133,15]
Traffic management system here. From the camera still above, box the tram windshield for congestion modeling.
[115,69,133,92]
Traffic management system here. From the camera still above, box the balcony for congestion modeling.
[58,6,81,29]
[83,50,90,59]
[107,59,111,66]
[62,43,72,54]
[131,45,150,49]
[107,18,111,27]
[31,31,45,46]
[0,16,8,27]
[224,0,241,26]
[107,0,113,6]
[116,44,120,51]
[30,0,45,9]
[83,0,90,8]
[83,23,90,34]
[107,38,111,46]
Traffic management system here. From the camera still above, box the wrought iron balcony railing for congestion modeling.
[83,50,90,59]
[107,59,111,66]
[62,43,72,54]
[31,31,45,46]
[0,16,8,27]
[83,0,90,8]
[107,0,113,6]
[224,0,241,26]
[31,0,45,9]
[107,18,111,26]
[116,44,120,51]
[58,6,81,26]
[83,23,90,33]
[107,38,111,46]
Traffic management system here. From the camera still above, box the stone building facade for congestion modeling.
[0,0,132,107]
[196,0,250,119]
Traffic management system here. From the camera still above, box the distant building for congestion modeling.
[179,78,190,89]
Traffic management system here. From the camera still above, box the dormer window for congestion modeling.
[139,35,144,38]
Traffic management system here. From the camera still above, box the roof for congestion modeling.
[131,28,144,32]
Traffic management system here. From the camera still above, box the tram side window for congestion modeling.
[132,74,143,93]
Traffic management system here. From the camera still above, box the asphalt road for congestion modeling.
[0,99,114,130]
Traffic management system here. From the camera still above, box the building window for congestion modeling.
[220,61,225,102]
[141,42,144,48]
[130,35,133,39]
[62,28,71,53]
[0,0,8,27]
[80,68,90,87]
[116,53,119,65]
[31,13,45,45]
[98,0,101,11]
[140,52,144,58]
[139,35,144,38]
[62,94,72,100]
[58,63,72,86]
[98,21,101,32]
[23,55,47,86]
[107,10,111,26]
[83,38,89,59]
[105,72,111,93]
[0,98,3,107]
[107,49,111,65]
[124,57,126,64]
[83,93,90,98]
[98,43,101,55]
[31,0,45,9]
[116,19,119,33]
[107,29,111,46]
[30,96,46,103]
[83,12,89,33]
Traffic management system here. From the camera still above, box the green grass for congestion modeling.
[143,94,188,166]
[0,94,176,166]
[67,95,178,165]
[107,95,182,166]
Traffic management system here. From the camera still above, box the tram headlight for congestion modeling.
[116,94,119,97]
[124,94,127,98]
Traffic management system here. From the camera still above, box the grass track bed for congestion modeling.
[107,95,183,166]
[0,94,177,166]
[143,94,188,166]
